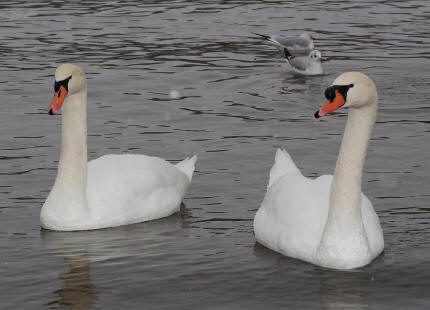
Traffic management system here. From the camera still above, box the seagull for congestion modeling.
[253,32,315,52]
[283,48,326,75]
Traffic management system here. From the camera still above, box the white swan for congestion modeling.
[254,72,384,269]
[41,64,197,231]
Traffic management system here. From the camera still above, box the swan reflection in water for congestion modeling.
[41,209,188,309]
[253,242,383,310]
[46,252,97,310]
[317,269,373,310]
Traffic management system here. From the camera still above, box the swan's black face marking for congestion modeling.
[54,76,72,93]
[48,75,72,115]
[324,84,353,103]
[315,84,354,118]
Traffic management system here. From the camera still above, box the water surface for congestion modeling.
[1,1,430,309]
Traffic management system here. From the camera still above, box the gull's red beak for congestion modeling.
[48,86,68,115]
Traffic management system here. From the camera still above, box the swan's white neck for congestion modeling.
[58,89,88,185]
[318,98,377,268]
[331,104,376,223]
[55,88,89,215]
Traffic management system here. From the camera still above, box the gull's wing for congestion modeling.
[288,55,310,71]
[273,35,309,49]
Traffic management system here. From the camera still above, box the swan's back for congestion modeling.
[86,154,192,228]
[255,174,331,262]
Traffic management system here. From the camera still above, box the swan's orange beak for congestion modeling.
[315,89,345,118]
[48,85,67,115]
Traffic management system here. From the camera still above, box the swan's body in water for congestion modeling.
[41,64,197,231]
[254,72,384,269]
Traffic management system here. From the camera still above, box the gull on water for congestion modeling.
[283,48,326,75]
[253,32,315,52]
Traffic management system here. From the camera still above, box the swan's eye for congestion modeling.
[54,76,72,92]
[325,86,336,102]
[325,84,352,102]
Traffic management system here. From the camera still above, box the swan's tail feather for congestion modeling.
[268,148,301,188]
[175,155,197,182]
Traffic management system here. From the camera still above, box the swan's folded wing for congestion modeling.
[268,149,301,188]
[255,174,332,261]
[86,154,190,227]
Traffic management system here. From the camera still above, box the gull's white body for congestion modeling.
[41,64,196,231]
[286,50,324,75]
[254,72,384,269]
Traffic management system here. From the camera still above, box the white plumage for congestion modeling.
[254,72,384,269]
[41,64,196,231]
[284,48,325,75]
[254,32,315,52]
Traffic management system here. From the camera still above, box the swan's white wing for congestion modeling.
[86,154,192,229]
[254,173,383,265]
[255,174,332,262]
[268,148,302,188]
[361,193,384,257]
[175,155,197,182]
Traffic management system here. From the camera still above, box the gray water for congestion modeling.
[1,1,429,309]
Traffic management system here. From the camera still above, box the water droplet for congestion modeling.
[169,90,180,99]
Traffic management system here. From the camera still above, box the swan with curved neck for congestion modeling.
[254,72,384,269]
[41,64,197,231]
